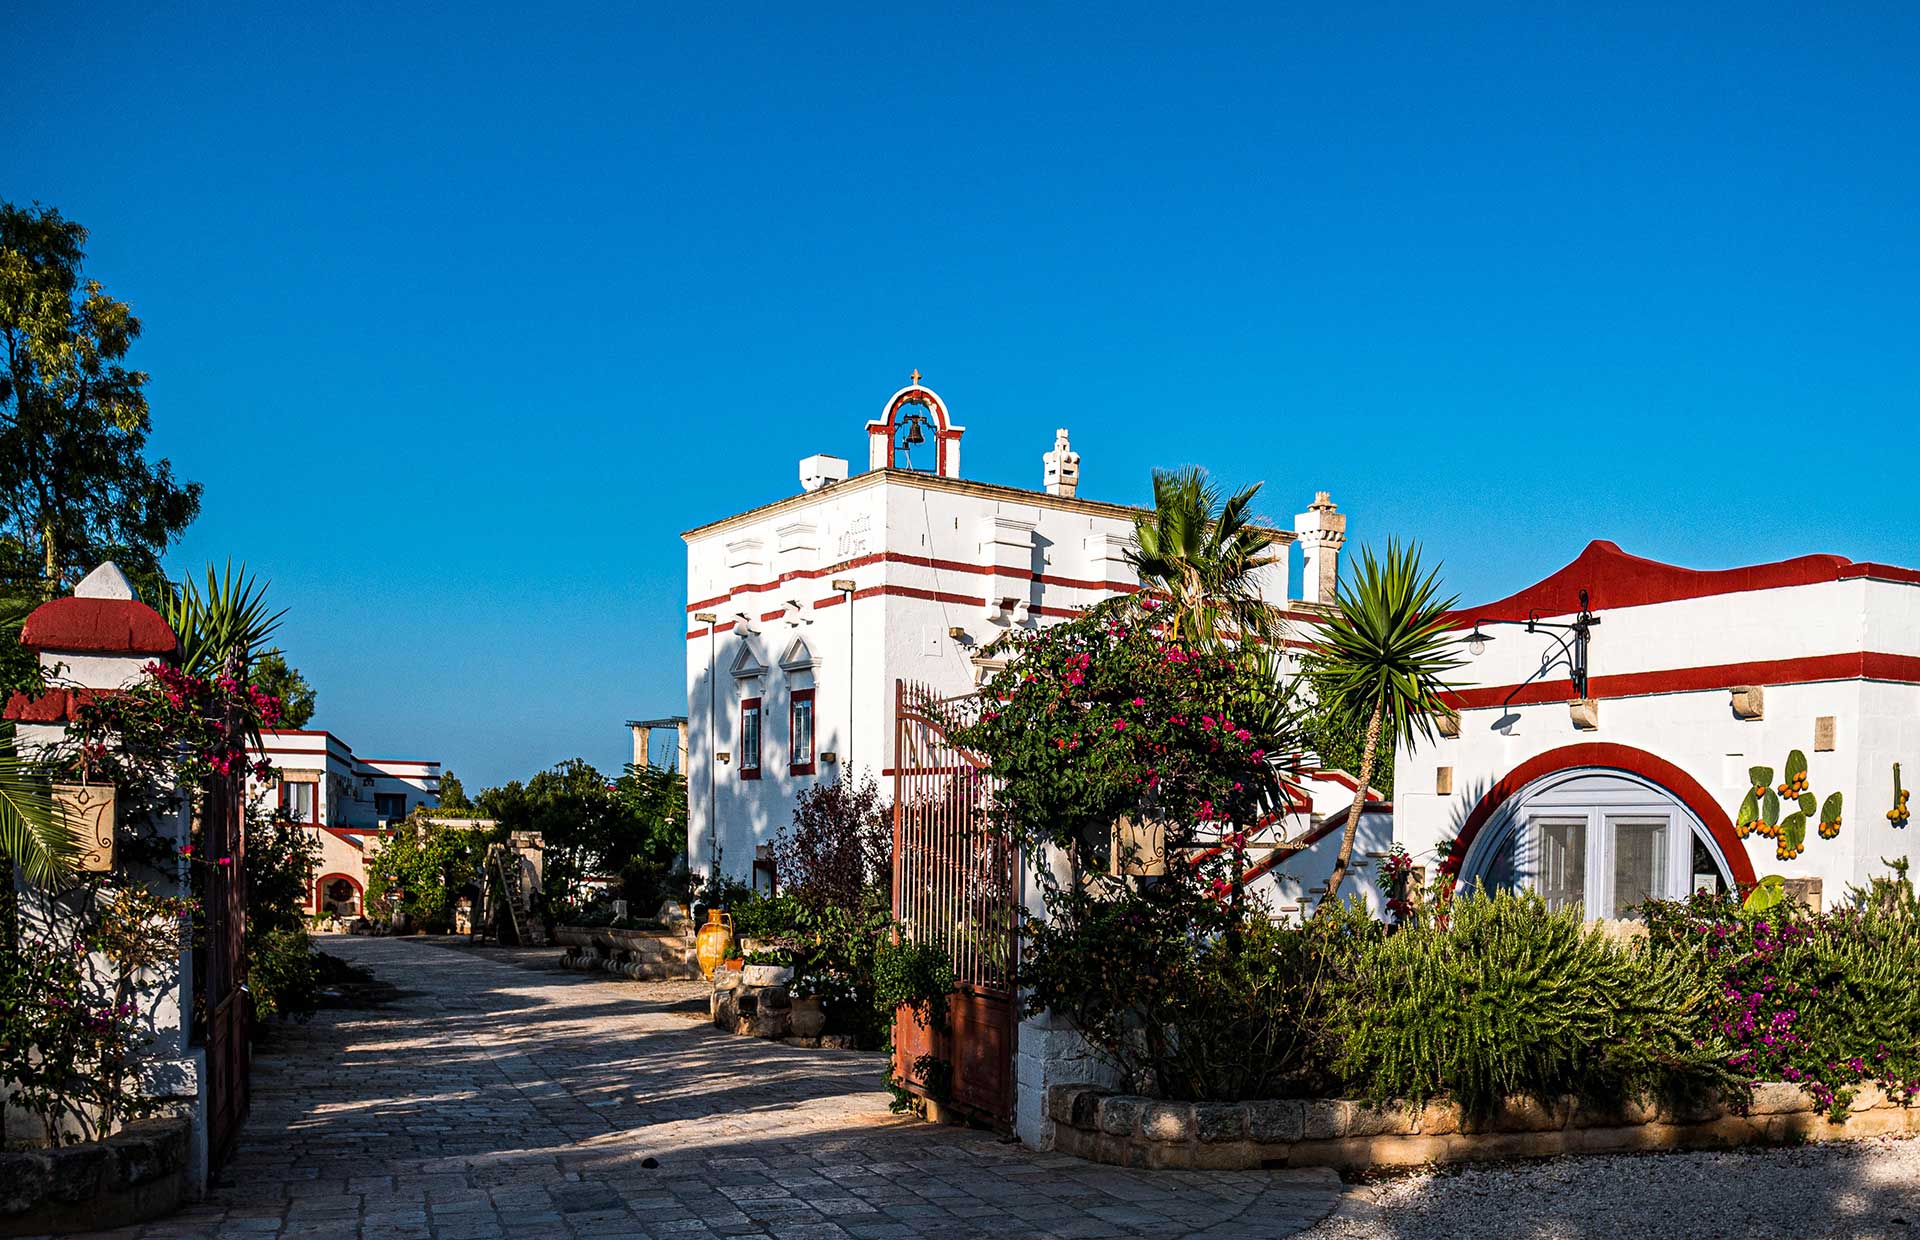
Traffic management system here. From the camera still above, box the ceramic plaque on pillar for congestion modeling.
[1111,816,1167,876]
[53,783,116,872]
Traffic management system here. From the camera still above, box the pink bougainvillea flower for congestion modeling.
[1112,719,1126,731]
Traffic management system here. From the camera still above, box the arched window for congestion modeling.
[1460,768,1732,918]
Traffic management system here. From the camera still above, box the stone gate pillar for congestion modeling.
[3,563,208,1194]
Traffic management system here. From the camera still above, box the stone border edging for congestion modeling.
[554,924,699,980]
[0,1116,191,1237]
[1049,1082,1920,1170]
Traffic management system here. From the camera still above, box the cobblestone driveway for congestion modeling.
[88,935,1339,1240]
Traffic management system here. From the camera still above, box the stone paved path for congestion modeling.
[82,934,1340,1239]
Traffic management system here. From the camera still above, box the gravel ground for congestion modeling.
[1298,1136,1920,1239]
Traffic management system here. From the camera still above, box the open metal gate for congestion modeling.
[198,770,250,1174]
[891,680,1017,1129]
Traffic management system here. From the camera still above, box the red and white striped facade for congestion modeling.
[244,728,442,915]
[1395,540,1920,912]
[681,381,1375,899]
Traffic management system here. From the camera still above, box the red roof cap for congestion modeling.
[20,596,177,656]
[1465,539,1919,623]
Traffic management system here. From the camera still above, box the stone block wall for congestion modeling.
[1048,1083,1920,1170]
[0,1116,190,1237]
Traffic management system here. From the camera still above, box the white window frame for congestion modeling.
[1462,769,1730,916]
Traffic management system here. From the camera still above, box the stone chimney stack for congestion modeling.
[1293,491,1346,607]
[1042,428,1080,497]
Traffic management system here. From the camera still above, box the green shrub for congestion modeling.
[1022,878,1378,1101]
[250,925,320,1025]
[874,937,954,1029]
[1332,891,1727,1113]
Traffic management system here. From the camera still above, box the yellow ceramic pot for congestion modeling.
[695,909,734,979]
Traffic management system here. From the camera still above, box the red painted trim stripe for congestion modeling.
[1446,651,1920,710]
[689,551,1138,614]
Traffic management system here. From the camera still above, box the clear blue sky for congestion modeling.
[7,4,1916,787]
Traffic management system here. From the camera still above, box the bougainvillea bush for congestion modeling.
[1644,885,1920,1120]
[946,595,1301,872]
[0,885,194,1144]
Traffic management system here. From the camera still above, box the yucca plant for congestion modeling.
[1312,541,1462,913]
[1127,467,1282,649]
[161,561,284,681]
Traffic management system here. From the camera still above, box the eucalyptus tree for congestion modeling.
[0,201,200,593]
[1312,541,1463,913]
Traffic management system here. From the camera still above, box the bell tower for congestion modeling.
[866,370,964,478]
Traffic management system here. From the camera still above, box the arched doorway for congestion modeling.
[315,873,363,917]
[1453,747,1752,917]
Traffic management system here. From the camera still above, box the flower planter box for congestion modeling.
[0,1116,190,1237]
[1047,1083,1920,1171]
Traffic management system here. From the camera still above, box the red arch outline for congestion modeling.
[1448,742,1757,894]
[313,871,364,913]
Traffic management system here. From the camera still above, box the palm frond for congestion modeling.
[1313,540,1465,748]
[0,724,74,886]
[1127,467,1283,648]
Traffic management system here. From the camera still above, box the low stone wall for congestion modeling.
[554,924,698,980]
[0,1116,191,1237]
[1049,1083,1920,1171]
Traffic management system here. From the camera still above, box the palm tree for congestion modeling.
[0,726,75,886]
[1312,541,1462,914]
[1127,467,1282,649]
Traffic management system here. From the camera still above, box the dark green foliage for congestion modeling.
[249,649,315,728]
[1331,892,1727,1113]
[364,816,501,933]
[0,201,201,590]
[243,807,323,1026]
[1023,877,1381,1101]
[874,937,954,1029]
[436,770,471,811]
[475,758,686,917]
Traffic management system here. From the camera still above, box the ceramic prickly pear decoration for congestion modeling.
[1778,750,1810,800]
[1818,791,1843,840]
[1891,764,1911,828]
[1776,810,1808,862]
[1747,766,1779,839]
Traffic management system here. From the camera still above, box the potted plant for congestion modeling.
[740,948,793,988]
[789,969,853,1039]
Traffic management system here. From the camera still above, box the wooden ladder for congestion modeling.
[493,847,547,946]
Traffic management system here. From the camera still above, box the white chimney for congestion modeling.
[800,454,848,493]
[1042,428,1080,497]
[1293,491,1347,607]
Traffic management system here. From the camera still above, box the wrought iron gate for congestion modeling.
[891,680,1017,1129]
[198,770,250,1174]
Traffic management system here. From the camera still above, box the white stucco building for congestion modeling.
[681,378,1374,896]
[244,729,442,915]
[1394,539,1920,913]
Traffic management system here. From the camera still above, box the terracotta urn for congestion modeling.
[790,995,827,1039]
[695,910,735,979]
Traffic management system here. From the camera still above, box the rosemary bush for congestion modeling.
[1331,891,1728,1113]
